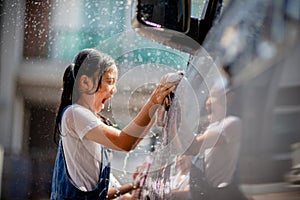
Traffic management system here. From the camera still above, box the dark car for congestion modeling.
[131,0,300,199]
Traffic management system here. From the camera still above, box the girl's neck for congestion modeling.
[76,98,96,113]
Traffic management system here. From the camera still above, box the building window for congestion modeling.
[23,0,51,59]
[23,0,128,60]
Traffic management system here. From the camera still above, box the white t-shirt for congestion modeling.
[61,104,105,191]
[203,116,242,188]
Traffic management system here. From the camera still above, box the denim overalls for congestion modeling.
[50,140,111,200]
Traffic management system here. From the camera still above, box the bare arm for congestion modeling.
[85,75,178,151]
[107,182,138,199]
[107,164,147,199]
[185,130,227,155]
[85,100,158,151]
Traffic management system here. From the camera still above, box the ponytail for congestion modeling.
[53,48,117,144]
[53,64,75,144]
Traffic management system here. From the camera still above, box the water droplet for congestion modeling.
[122,152,130,175]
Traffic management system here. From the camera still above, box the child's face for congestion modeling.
[94,66,118,113]
[206,93,224,122]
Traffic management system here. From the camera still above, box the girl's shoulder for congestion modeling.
[64,104,94,115]
[62,104,99,122]
[224,115,241,125]
[62,104,104,138]
[222,115,242,137]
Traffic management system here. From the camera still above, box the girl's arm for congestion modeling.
[107,182,137,199]
[185,130,227,155]
[85,75,178,151]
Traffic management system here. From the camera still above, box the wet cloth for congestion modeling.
[156,71,187,156]
[157,71,184,127]
[157,70,198,157]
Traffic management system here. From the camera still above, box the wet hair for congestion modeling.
[53,48,116,144]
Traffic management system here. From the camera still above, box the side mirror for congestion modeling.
[131,0,223,54]
[137,0,191,33]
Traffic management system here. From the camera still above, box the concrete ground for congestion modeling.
[242,183,300,200]
[249,191,300,200]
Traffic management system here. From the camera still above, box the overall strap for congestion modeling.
[51,140,111,200]
[98,146,111,199]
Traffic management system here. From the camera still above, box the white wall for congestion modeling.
[0,0,25,151]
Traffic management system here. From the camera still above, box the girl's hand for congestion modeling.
[150,73,182,105]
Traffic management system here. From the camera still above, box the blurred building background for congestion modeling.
[0,0,189,199]
[0,0,299,199]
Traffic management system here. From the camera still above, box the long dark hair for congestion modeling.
[53,48,116,144]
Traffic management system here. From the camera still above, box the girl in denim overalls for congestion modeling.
[51,48,179,199]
